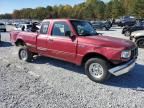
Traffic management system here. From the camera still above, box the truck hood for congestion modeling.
[78,35,135,49]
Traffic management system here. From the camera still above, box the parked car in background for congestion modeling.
[32,22,41,29]
[0,23,6,32]
[117,16,136,27]
[130,30,144,48]
[122,21,144,36]
[6,21,13,25]
[10,19,137,83]
[102,20,112,28]
[90,21,111,30]
[114,18,121,25]
[12,22,20,26]
[14,24,32,31]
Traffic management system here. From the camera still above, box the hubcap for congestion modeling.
[20,49,28,60]
[89,63,104,78]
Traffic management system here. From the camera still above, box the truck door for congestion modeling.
[47,21,77,62]
[37,22,50,56]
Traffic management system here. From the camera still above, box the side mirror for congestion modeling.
[65,31,71,37]
[65,31,76,40]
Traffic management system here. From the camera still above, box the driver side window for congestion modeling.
[52,22,72,37]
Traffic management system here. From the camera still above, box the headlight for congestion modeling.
[121,50,131,59]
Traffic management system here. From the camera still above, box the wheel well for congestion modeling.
[82,53,109,66]
[135,36,144,42]
[15,39,25,46]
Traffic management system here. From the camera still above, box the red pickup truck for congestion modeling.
[10,19,138,83]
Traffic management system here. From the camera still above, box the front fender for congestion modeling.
[80,47,122,65]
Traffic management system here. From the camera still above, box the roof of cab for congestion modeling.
[42,19,87,22]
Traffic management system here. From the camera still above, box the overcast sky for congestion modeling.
[0,0,110,14]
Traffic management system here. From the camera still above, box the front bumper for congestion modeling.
[109,59,136,76]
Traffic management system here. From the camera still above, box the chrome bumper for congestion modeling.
[109,59,136,76]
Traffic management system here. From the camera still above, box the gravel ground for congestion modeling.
[0,26,144,108]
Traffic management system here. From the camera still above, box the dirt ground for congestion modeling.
[0,26,144,108]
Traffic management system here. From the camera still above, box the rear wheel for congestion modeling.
[85,58,111,83]
[136,38,144,48]
[18,46,33,62]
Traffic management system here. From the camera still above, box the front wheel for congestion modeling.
[85,58,111,83]
[18,46,33,62]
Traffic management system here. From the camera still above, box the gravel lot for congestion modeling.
[0,26,144,108]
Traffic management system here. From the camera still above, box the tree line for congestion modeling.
[0,0,144,20]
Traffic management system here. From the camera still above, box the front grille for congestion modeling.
[131,47,138,59]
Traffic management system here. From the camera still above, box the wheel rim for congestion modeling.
[89,63,104,79]
[20,49,28,60]
[138,39,144,47]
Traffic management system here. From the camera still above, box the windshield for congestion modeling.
[71,20,98,36]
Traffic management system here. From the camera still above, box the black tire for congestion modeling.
[136,38,144,48]
[4,29,6,32]
[18,46,33,62]
[85,58,111,83]
[124,31,131,36]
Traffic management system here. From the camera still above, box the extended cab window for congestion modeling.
[52,22,71,37]
[40,22,49,34]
